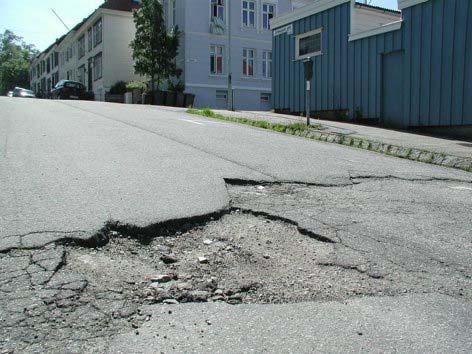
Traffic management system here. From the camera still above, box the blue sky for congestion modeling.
[0,0,399,52]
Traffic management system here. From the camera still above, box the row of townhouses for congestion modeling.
[31,0,310,110]
[30,0,141,101]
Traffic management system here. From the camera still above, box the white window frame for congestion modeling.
[262,3,276,30]
[93,52,102,81]
[168,0,177,28]
[210,0,225,22]
[87,27,93,51]
[93,18,102,48]
[209,45,225,75]
[77,65,86,85]
[243,48,255,77]
[242,0,256,28]
[78,35,85,59]
[262,50,272,78]
[295,28,323,60]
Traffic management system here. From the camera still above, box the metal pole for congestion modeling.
[306,80,310,126]
[227,0,234,111]
[51,9,70,31]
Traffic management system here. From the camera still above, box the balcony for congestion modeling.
[210,17,225,35]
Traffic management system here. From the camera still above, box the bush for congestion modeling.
[126,81,147,92]
[109,81,127,95]
[167,80,185,93]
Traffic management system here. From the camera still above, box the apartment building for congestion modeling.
[30,36,63,95]
[165,0,296,110]
[31,0,142,100]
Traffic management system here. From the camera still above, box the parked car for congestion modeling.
[12,87,36,98]
[51,80,94,100]
[7,91,13,97]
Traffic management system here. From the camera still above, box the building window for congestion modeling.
[78,35,85,59]
[88,27,93,51]
[211,0,224,21]
[66,46,73,62]
[210,45,224,75]
[170,0,177,27]
[216,90,227,100]
[242,1,255,27]
[262,3,275,30]
[296,28,322,60]
[262,51,272,78]
[78,65,86,85]
[93,18,102,47]
[93,52,102,81]
[46,57,51,73]
[243,48,255,76]
[260,92,271,103]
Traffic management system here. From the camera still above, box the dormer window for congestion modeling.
[211,0,224,21]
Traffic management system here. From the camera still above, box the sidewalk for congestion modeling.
[210,109,472,172]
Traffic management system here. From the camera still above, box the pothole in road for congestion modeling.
[65,209,390,307]
[4,178,471,352]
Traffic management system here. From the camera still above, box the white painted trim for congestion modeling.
[209,44,225,75]
[186,83,270,91]
[241,0,257,29]
[261,1,277,31]
[295,28,323,60]
[398,0,429,10]
[348,20,402,41]
[186,31,272,44]
[271,0,349,29]
[242,48,257,77]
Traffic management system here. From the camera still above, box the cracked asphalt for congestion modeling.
[1,98,471,353]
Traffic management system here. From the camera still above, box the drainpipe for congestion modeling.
[227,1,234,111]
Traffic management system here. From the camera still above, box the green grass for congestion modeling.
[187,109,472,173]
[187,108,321,134]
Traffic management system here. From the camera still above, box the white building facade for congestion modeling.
[165,0,296,110]
[31,0,142,101]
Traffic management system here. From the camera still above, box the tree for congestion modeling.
[0,30,38,94]
[130,0,181,96]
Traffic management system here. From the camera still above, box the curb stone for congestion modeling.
[188,110,472,173]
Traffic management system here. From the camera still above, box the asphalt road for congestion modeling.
[1,97,471,353]
[111,294,472,354]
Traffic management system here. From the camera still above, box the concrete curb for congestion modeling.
[292,128,472,173]
[189,111,472,173]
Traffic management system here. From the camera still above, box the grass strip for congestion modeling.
[187,108,321,133]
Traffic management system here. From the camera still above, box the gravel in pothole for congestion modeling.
[66,210,397,305]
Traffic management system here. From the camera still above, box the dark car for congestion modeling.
[12,87,36,98]
[51,80,94,100]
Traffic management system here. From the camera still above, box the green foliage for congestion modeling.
[187,109,322,133]
[130,0,182,90]
[109,81,127,95]
[0,30,38,94]
[126,81,147,91]
[167,80,185,93]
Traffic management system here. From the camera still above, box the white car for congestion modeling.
[7,91,13,97]
[12,87,36,98]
